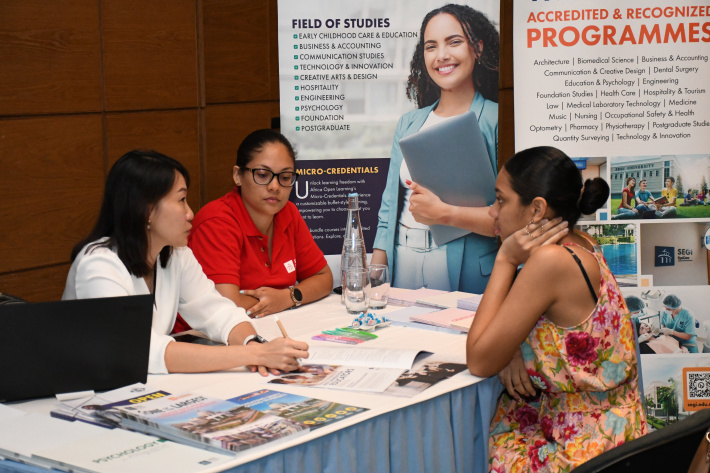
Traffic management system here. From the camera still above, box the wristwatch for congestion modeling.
[289,286,303,307]
[243,334,268,345]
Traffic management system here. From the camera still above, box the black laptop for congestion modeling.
[0,295,153,402]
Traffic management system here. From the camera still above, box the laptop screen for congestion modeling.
[0,295,153,402]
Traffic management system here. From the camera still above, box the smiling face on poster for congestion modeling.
[422,13,479,97]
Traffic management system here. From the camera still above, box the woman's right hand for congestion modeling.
[249,337,309,375]
[370,249,387,266]
[497,217,568,267]
[498,347,536,400]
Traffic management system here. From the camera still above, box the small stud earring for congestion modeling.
[147,221,151,230]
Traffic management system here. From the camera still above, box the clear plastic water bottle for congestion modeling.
[341,193,367,303]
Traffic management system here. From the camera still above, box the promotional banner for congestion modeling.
[515,0,710,431]
[278,0,500,264]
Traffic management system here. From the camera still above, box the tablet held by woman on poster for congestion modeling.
[371,3,499,293]
[188,129,333,320]
[466,146,647,471]
[63,150,308,375]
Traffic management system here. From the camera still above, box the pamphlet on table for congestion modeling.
[112,393,307,454]
[384,361,468,398]
[409,308,475,332]
[226,389,368,429]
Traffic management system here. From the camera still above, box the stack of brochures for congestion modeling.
[0,404,230,473]
[415,291,478,310]
[216,388,368,430]
[387,287,447,307]
[49,382,370,458]
[409,308,476,332]
[457,294,483,311]
[112,392,308,454]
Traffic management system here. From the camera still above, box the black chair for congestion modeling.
[0,292,27,305]
[574,408,710,473]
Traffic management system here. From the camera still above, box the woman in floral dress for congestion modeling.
[466,146,647,472]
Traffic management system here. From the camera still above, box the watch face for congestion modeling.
[293,287,303,302]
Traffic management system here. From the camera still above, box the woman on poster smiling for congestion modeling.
[371,3,499,292]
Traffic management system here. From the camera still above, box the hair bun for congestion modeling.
[579,178,610,215]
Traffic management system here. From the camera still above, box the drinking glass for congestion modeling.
[368,264,390,310]
[344,268,370,314]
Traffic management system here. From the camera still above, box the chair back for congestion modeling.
[574,409,710,473]
[0,293,27,305]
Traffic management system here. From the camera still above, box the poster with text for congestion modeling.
[278,0,500,264]
[515,0,710,430]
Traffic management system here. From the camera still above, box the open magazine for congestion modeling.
[267,347,433,392]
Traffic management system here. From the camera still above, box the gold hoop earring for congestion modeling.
[525,219,537,239]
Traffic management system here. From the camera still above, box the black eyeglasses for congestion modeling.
[243,167,298,187]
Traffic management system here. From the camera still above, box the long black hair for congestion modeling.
[504,146,609,227]
[71,150,190,277]
[406,3,500,108]
[625,176,636,193]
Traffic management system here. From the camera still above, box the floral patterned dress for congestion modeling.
[489,238,647,473]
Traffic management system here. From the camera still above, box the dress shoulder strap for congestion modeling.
[562,246,598,304]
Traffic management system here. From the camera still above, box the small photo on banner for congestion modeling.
[609,154,710,221]
[639,354,710,432]
[577,223,637,286]
[640,222,708,286]
[622,285,710,355]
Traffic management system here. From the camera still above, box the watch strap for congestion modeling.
[289,286,302,307]
[243,334,267,345]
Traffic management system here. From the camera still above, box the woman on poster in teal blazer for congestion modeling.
[371,4,499,293]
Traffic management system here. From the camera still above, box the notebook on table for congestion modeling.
[0,295,153,402]
[399,110,496,246]
[409,308,476,332]
[416,291,479,309]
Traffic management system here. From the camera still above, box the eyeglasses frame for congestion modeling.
[242,167,298,187]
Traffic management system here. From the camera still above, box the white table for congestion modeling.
[6,295,503,473]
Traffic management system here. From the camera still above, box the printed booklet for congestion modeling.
[33,428,230,473]
[384,360,468,398]
[226,389,368,430]
[51,383,169,429]
[112,393,307,454]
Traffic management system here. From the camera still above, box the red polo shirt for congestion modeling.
[188,188,327,291]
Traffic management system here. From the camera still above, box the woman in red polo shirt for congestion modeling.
[187,129,333,320]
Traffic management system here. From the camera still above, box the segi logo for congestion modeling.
[655,246,674,267]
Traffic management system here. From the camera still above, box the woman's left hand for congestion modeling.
[240,287,293,318]
[498,217,569,267]
[407,180,448,226]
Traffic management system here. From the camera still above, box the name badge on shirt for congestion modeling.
[284,260,296,273]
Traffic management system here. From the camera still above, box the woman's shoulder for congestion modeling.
[525,238,595,273]
[398,104,436,126]
[75,237,117,262]
[194,190,239,222]
[72,239,132,280]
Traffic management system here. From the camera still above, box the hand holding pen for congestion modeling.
[274,316,307,367]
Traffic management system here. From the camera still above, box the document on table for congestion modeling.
[268,364,406,393]
[267,347,433,392]
[303,346,432,370]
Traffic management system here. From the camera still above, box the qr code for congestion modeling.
[688,372,710,399]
